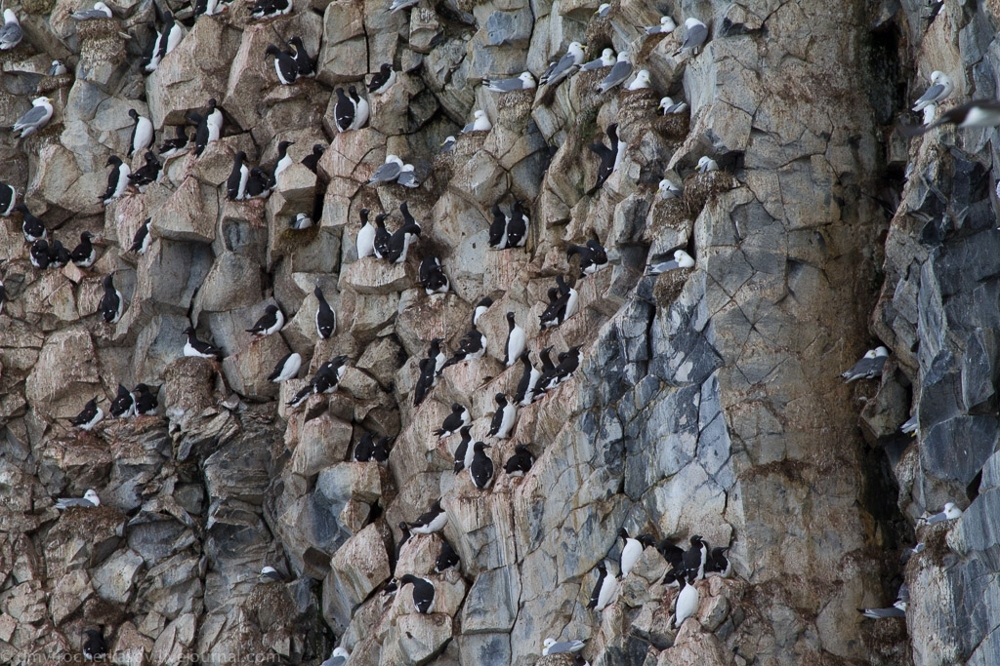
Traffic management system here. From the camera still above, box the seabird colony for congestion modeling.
[1,0,963,661]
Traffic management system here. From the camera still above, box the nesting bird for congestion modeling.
[246,304,285,336]
[73,2,113,19]
[0,9,22,51]
[70,398,104,431]
[840,346,889,382]
[266,44,299,85]
[184,326,223,359]
[645,15,677,34]
[110,383,135,418]
[540,42,585,87]
[645,249,695,275]
[71,232,98,268]
[504,444,534,477]
[581,48,616,71]
[462,109,492,133]
[566,239,609,276]
[598,51,632,93]
[10,97,54,138]
[659,97,689,115]
[55,489,101,509]
[286,36,315,77]
[434,403,471,439]
[912,71,954,112]
[407,499,447,534]
[673,17,709,56]
[483,72,536,92]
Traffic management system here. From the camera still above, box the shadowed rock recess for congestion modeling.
[3,0,997,663]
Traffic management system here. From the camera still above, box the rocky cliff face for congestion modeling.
[0,0,993,663]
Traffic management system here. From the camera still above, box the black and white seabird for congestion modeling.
[841,346,889,382]
[143,23,164,72]
[17,204,46,242]
[505,200,528,248]
[129,151,161,190]
[587,123,620,195]
[0,276,4,315]
[434,540,460,572]
[487,393,516,439]
[489,203,509,249]
[11,96,54,138]
[483,72,536,92]
[674,576,700,627]
[356,209,376,258]
[194,0,226,18]
[302,144,325,172]
[30,239,49,268]
[540,42,585,87]
[598,51,632,93]
[314,286,336,338]
[532,347,557,399]
[372,435,393,463]
[184,326,223,359]
[246,167,272,199]
[101,156,130,204]
[251,0,292,19]
[55,488,101,509]
[542,638,585,656]
[160,12,184,62]
[514,350,542,405]
[348,87,369,130]
[503,312,526,367]
[100,275,123,323]
[0,9,23,50]
[353,433,377,462]
[368,63,395,94]
[473,296,493,324]
[706,546,731,577]
[646,249,695,275]
[587,561,617,611]
[269,352,302,383]
[70,398,104,431]
[133,383,158,415]
[673,17,709,56]
[273,140,294,183]
[385,220,421,264]
[159,125,189,158]
[469,442,494,489]
[246,304,284,336]
[372,213,391,259]
[227,151,250,201]
[130,218,152,254]
[82,628,108,661]
[414,358,436,407]
[567,239,608,276]
[192,99,223,157]
[399,574,435,613]
[286,36,315,77]
[0,181,15,216]
[504,443,534,477]
[902,98,1000,136]
[452,425,474,473]
[428,337,446,376]
[266,44,298,85]
[71,232,97,268]
[419,256,449,295]
[311,356,349,394]
[407,499,447,534]
[618,529,655,578]
[434,403,470,439]
[127,109,153,158]
[333,88,356,133]
[321,647,350,666]
[657,536,685,569]
[682,535,709,581]
[48,240,70,269]
[110,383,135,418]
[542,345,582,391]
[442,323,487,368]
[539,276,577,328]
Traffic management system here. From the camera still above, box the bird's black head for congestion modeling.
[13,202,28,213]
[452,403,463,411]
[690,534,703,544]
[359,208,369,223]
[144,151,156,161]
[265,304,278,313]
[459,425,472,436]
[265,44,281,57]
[587,239,601,250]
[495,392,506,402]
[235,151,247,160]
[313,144,325,154]
[164,10,173,20]
[82,231,94,240]
[380,63,392,73]
[128,108,139,119]
[279,140,294,151]
[477,296,493,307]
[474,441,490,451]
[398,520,409,532]
[506,311,515,323]
[184,326,196,335]
[430,499,442,511]
[618,527,630,539]
[106,155,121,167]
[102,275,114,287]
[208,98,217,108]
[313,285,324,298]
[399,574,419,585]
[287,35,304,47]
[375,213,388,224]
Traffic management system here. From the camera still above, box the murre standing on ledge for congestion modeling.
[70,398,104,431]
[184,326,223,359]
[266,43,298,85]
[682,535,709,580]
[246,304,284,336]
[71,232,97,268]
[588,561,617,611]
[504,444,534,477]
[101,156,130,205]
[356,209,376,258]
[128,151,162,190]
[487,393,516,439]
[314,286,336,338]
[272,140,294,182]
[82,628,108,661]
[268,352,302,383]
[442,297,492,368]
[17,203,46,241]
[566,239,609,276]
[159,125,189,158]
[227,151,250,201]
[110,384,135,418]
[618,529,655,578]
[190,98,223,156]
[99,275,123,323]
[407,498,447,534]
[127,109,153,157]
[333,88,356,133]
[133,383,158,415]
[399,574,435,613]
[368,63,395,94]
[130,218,151,254]
[503,312,526,366]
[302,143,325,172]
[587,123,620,195]
[673,575,700,627]
[452,425,474,474]
[434,540,460,572]
[419,256,450,295]
[348,87,369,130]
[434,403,471,439]
[286,36,315,77]
[469,442,494,489]
[514,350,542,405]
[0,181,16,216]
